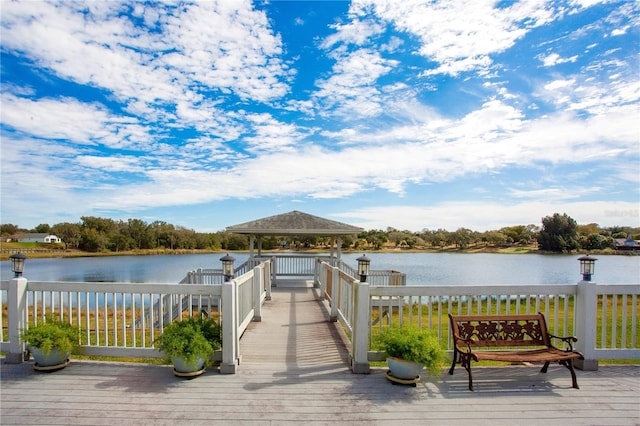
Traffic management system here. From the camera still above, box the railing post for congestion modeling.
[575,279,598,371]
[220,280,238,374]
[264,261,272,301]
[6,276,28,363]
[352,281,370,374]
[318,262,326,301]
[271,257,277,287]
[253,266,262,322]
[330,266,339,321]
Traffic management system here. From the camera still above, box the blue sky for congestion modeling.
[1,0,638,232]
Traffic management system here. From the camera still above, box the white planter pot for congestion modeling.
[387,357,424,380]
[30,347,70,369]
[173,356,205,375]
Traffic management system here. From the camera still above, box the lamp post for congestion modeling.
[356,254,370,283]
[578,254,597,281]
[220,254,236,282]
[9,252,27,278]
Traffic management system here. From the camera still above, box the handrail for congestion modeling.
[0,259,273,374]
[315,261,640,373]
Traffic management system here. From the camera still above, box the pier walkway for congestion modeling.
[1,284,639,425]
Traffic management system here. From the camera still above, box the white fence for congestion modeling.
[3,255,636,375]
[316,261,640,373]
[336,260,406,286]
[0,260,272,374]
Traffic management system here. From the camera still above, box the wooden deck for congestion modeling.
[2,284,639,425]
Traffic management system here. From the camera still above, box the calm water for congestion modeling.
[1,252,638,285]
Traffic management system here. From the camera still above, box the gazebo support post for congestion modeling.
[249,236,255,259]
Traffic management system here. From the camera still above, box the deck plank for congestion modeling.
[2,285,639,425]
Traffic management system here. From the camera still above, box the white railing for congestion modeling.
[180,268,225,285]
[591,284,639,360]
[316,261,640,373]
[336,260,406,286]
[0,259,272,374]
[265,255,334,284]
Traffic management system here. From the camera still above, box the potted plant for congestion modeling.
[377,325,445,383]
[21,314,80,371]
[154,316,221,377]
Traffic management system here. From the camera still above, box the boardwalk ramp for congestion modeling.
[239,281,350,371]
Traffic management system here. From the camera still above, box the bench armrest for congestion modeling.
[454,337,474,352]
[548,334,578,351]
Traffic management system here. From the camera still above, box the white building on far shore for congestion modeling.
[16,233,63,243]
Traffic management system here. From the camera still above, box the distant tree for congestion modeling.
[577,223,601,237]
[537,213,579,252]
[51,222,81,249]
[127,218,153,249]
[449,228,473,249]
[108,233,133,252]
[431,229,448,247]
[483,231,507,246]
[353,237,368,250]
[580,233,611,251]
[149,221,176,249]
[223,233,249,251]
[34,223,51,233]
[299,235,318,248]
[500,225,536,244]
[81,216,117,234]
[79,227,107,252]
[0,224,20,237]
[359,230,388,250]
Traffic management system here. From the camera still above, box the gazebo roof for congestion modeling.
[226,210,363,236]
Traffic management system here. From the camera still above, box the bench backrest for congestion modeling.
[449,313,551,348]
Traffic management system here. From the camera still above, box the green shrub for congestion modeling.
[377,326,445,377]
[21,315,80,356]
[154,316,221,366]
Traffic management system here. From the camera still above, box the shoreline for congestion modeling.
[0,245,628,261]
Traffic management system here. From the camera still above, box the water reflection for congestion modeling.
[1,252,638,285]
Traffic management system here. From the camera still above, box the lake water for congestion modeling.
[1,252,638,285]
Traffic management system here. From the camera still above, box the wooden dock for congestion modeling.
[2,284,639,425]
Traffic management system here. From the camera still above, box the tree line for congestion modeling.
[1,213,637,254]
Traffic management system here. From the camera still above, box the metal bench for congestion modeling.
[448,312,584,391]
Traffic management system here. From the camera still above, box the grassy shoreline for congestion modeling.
[1,241,627,261]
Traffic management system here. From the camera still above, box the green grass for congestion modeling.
[369,294,639,354]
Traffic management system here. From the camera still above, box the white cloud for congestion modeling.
[74,97,636,215]
[314,49,398,118]
[337,201,640,232]
[540,53,579,66]
[1,95,122,146]
[242,113,304,153]
[321,18,385,50]
[0,0,292,128]
[76,155,145,173]
[354,0,558,76]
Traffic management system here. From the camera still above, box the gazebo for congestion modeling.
[225,210,363,260]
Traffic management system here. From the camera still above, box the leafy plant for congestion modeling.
[21,314,80,356]
[154,316,221,366]
[377,326,445,377]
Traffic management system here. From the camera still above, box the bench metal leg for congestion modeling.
[448,349,458,375]
[458,354,474,391]
[542,360,579,389]
[560,359,580,389]
[450,352,475,391]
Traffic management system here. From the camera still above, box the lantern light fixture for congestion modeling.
[356,254,371,283]
[220,253,236,282]
[578,254,597,281]
[9,252,27,278]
